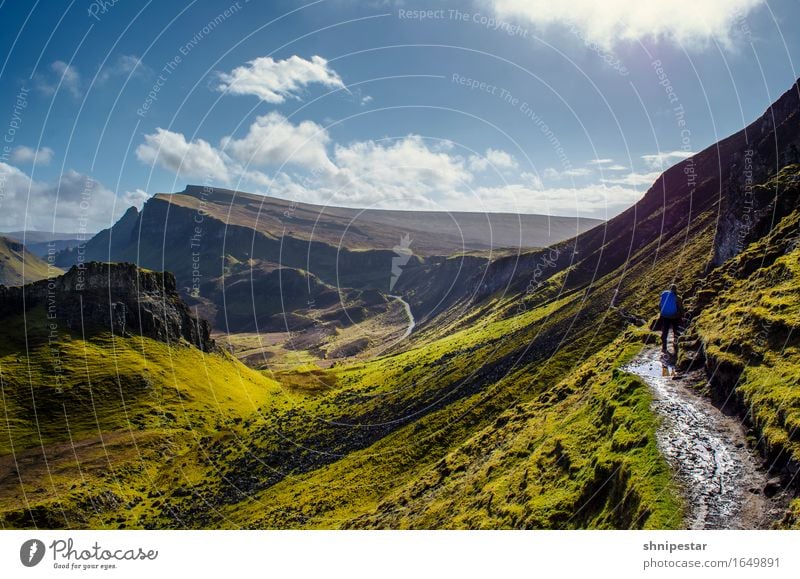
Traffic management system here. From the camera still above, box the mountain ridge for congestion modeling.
[1,78,799,530]
[408,77,800,320]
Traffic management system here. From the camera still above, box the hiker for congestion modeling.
[658,284,683,354]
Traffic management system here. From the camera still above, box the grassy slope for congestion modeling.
[0,308,285,528]
[222,332,682,529]
[0,236,58,286]
[0,180,719,529]
[694,216,800,460]
[0,187,718,529]
[354,333,682,529]
[151,176,800,529]
[212,215,718,529]
[5,158,788,528]
[686,169,800,523]
[147,200,719,529]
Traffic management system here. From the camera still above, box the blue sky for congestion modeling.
[0,0,799,233]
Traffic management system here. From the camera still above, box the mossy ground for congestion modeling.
[220,332,682,529]
[2,167,793,529]
[0,309,286,528]
[694,207,800,468]
[0,281,683,529]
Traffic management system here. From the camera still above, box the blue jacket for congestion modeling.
[659,290,681,318]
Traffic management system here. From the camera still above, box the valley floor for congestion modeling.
[219,293,415,371]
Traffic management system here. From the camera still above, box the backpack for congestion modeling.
[659,290,679,318]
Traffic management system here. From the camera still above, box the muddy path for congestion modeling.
[624,348,786,529]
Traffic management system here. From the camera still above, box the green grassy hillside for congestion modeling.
[4,81,800,528]
[0,177,792,528]
[0,155,722,529]
[0,308,285,528]
[680,166,800,524]
[1,198,707,528]
[115,190,717,528]
[0,235,58,286]
[216,333,681,529]
[4,162,794,529]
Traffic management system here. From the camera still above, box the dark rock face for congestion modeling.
[0,262,215,352]
[4,239,24,253]
[710,80,800,265]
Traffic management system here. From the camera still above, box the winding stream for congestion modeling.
[388,294,415,341]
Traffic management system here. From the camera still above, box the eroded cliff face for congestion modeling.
[670,165,800,486]
[0,262,215,352]
[712,81,800,266]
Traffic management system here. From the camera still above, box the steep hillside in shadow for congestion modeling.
[400,79,800,327]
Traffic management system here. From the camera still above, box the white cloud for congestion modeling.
[135,122,641,219]
[602,171,662,187]
[606,164,628,171]
[641,150,694,169]
[123,188,151,209]
[263,139,639,217]
[136,128,230,182]
[216,55,346,103]
[137,125,476,208]
[11,146,54,166]
[487,0,764,48]
[587,158,614,165]
[520,171,544,190]
[0,162,124,231]
[329,136,473,205]
[460,182,641,217]
[36,61,82,97]
[469,148,519,172]
[52,61,81,96]
[247,136,474,209]
[221,112,335,172]
[543,166,592,180]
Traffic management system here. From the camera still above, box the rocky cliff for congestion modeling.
[0,262,215,352]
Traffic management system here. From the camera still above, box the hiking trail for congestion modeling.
[624,347,786,529]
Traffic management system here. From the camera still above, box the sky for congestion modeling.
[0,0,799,233]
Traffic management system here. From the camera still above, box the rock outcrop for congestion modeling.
[0,262,215,351]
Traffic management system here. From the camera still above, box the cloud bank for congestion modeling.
[487,0,764,48]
